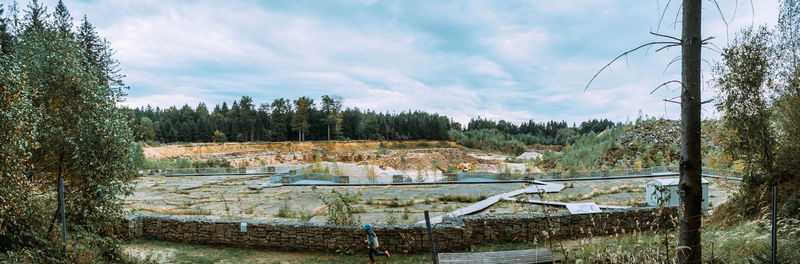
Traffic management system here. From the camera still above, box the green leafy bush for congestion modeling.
[318,190,361,225]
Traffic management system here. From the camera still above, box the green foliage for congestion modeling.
[382,197,415,208]
[448,128,529,155]
[0,2,137,261]
[536,118,728,172]
[384,211,398,225]
[211,130,227,143]
[714,21,800,219]
[291,96,313,141]
[438,194,488,203]
[715,26,776,187]
[538,125,626,171]
[276,200,295,218]
[318,189,361,225]
[321,95,344,140]
[128,95,624,144]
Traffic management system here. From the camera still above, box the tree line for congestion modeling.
[125,96,455,143]
[126,97,617,146]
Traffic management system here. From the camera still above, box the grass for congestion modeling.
[552,184,645,203]
[381,197,416,207]
[275,200,316,222]
[123,239,429,264]
[437,194,489,203]
[122,215,800,264]
[570,218,800,263]
[275,200,295,218]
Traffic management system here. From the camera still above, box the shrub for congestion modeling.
[275,200,295,218]
[318,190,361,225]
[447,129,528,155]
[212,130,227,143]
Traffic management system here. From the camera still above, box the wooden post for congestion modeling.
[772,185,777,264]
[424,210,438,264]
[59,177,67,257]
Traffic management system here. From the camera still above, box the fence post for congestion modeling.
[424,211,438,264]
[772,185,777,264]
[59,177,67,257]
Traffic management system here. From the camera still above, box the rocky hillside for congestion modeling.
[539,118,730,171]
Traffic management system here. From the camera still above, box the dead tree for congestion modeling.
[586,1,707,262]
[677,0,703,263]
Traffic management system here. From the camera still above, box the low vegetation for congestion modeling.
[317,190,361,225]
[437,194,489,203]
[537,118,731,171]
[275,200,316,222]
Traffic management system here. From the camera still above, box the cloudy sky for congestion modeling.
[31,0,780,124]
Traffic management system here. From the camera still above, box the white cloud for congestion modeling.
[483,27,549,62]
[59,0,776,125]
[469,57,512,78]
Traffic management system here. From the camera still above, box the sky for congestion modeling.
[26,0,781,124]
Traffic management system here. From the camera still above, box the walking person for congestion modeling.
[363,224,390,263]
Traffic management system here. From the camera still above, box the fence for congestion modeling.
[214,165,742,185]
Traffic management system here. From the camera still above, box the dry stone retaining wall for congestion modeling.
[117,207,676,253]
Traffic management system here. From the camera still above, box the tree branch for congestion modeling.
[664,56,682,74]
[650,31,682,42]
[655,43,682,53]
[663,99,681,104]
[702,45,722,55]
[709,0,730,42]
[656,0,673,33]
[651,80,686,95]
[701,36,716,44]
[586,41,681,91]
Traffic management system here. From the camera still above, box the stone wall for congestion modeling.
[117,207,676,253]
[461,207,677,244]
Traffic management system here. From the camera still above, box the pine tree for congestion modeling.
[12,14,137,254]
[77,16,99,73]
[23,0,47,33]
[0,4,16,55]
[291,96,314,141]
[321,95,344,140]
[53,0,72,38]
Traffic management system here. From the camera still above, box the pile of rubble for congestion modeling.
[594,119,721,168]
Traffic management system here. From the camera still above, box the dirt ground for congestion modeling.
[124,174,528,224]
[130,142,737,224]
[123,174,737,225]
[143,141,545,173]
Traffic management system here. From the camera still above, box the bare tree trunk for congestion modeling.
[678,0,703,263]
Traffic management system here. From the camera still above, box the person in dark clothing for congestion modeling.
[363,224,390,263]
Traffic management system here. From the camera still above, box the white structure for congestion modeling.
[646,178,709,210]
[565,203,602,214]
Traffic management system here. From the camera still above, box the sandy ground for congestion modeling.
[132,142,736,225]
[143,141,528,173]
[124,174,529,224]
[144,140,459,159]
[123,172,738,225]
